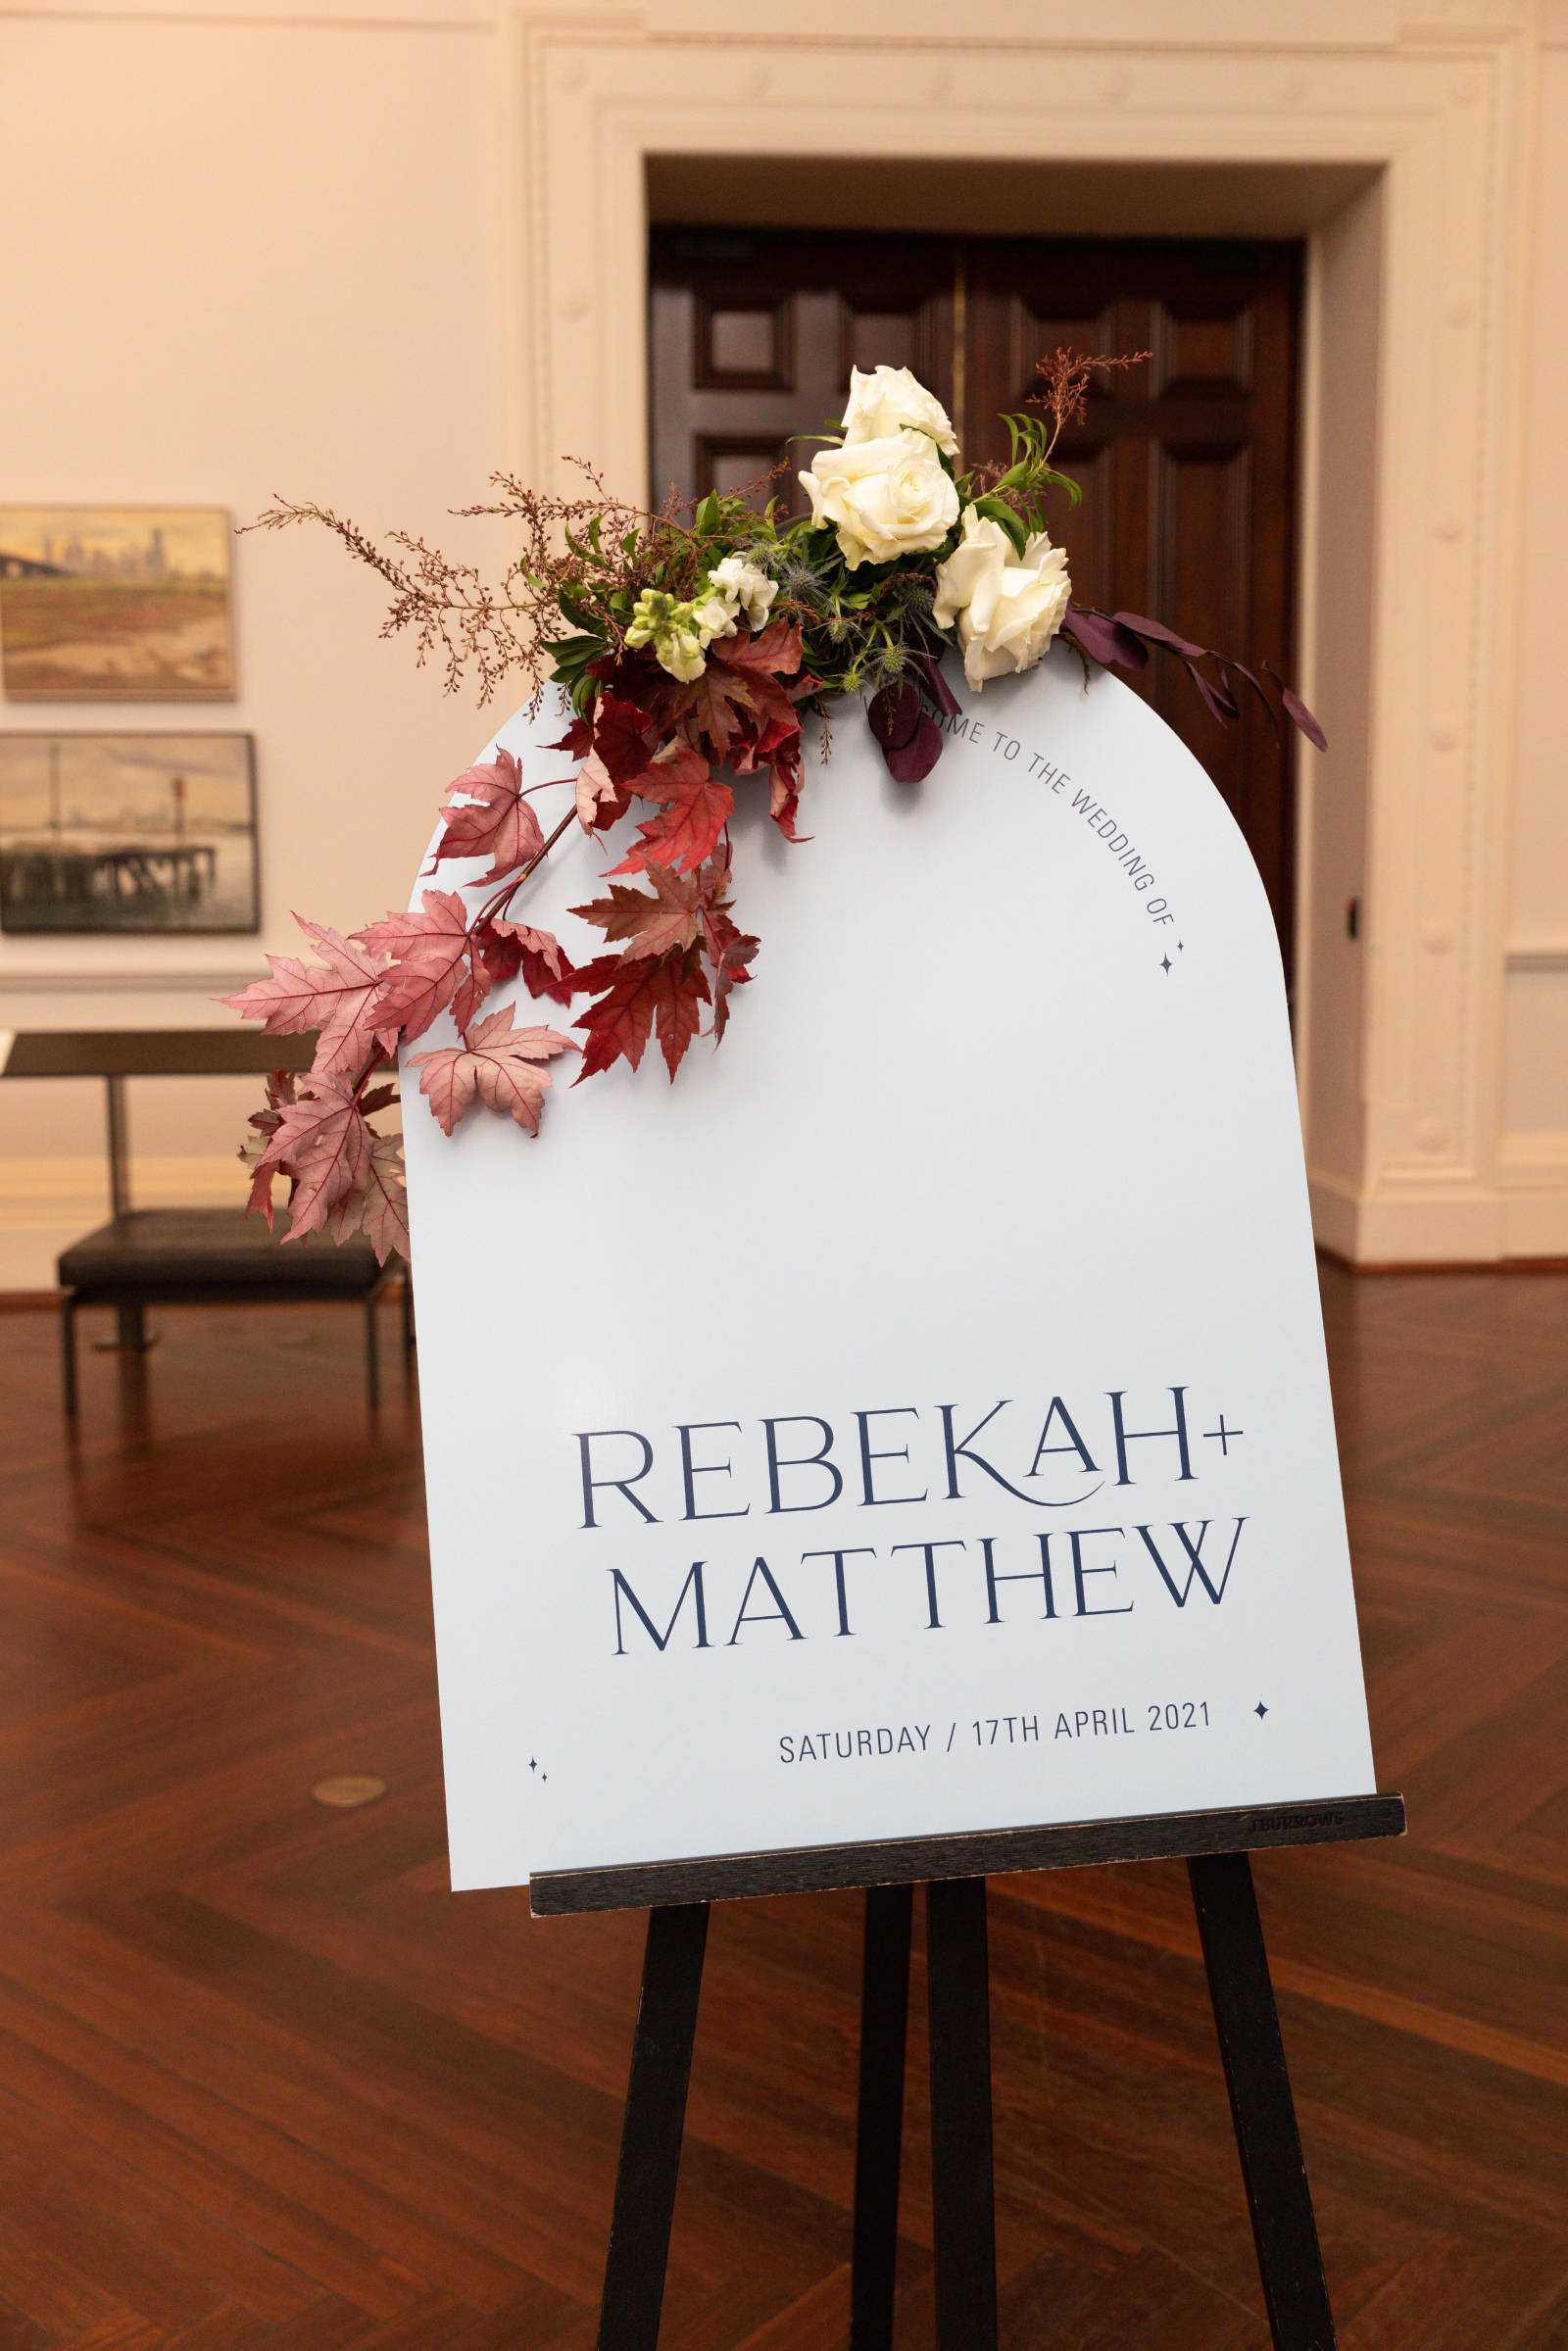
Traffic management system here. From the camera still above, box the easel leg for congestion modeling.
[597,1901,710,2351]
[852,1884,913,2350]
[1188,1853,1338,2351]
[925,1878,998,2351]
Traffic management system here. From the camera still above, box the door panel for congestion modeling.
[649,227,1299,972]
[650,231,956,514]
[965,240,1300,964]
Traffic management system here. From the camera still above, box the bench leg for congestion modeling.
[61,1295,79,1416]
[364,1294,381,1409]
[91,1299,156,1354]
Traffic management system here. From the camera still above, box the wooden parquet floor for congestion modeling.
[0,1265,1564,2348]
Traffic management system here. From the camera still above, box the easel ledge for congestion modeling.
[528,1788,1405,1916]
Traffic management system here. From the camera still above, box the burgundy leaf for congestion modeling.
[1113,611,1206,661]
[1181,659,1241,727]
[910,650,961,719]
[1224,659,1281,736]
[1061,605,1151,670]
[867,679,924,755]
[1280,683,1329,753]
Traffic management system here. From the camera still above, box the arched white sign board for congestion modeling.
[405,649,1376,1892]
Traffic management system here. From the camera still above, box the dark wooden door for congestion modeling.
[649,230,956,513]
[649,227,1300,970]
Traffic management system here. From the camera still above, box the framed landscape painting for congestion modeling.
[0,505,236,700]
[0,733,259,935]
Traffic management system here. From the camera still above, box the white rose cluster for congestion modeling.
[799,367,960,569]
[799,364,1072,689]
[932,508,1072,692]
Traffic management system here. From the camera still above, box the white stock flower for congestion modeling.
[932,506,1072,691]
[625,587,709,682]
[841,365,958,458]
[706,554,778,632]
[798,430,959,570]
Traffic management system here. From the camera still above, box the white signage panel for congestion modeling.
[405,650,1376,1890]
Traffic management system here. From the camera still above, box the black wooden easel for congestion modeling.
[529,1791,1405,2350]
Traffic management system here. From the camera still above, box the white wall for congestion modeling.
[0,3,505,1284]
[1498,34,1568,1249]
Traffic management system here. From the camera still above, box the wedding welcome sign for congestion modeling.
[405,650,1376,1893]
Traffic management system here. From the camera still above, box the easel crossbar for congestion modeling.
[531,1790,1403,1916]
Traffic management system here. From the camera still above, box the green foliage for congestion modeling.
[534,395,1086,718]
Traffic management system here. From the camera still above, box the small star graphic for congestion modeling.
[528,1758,537,1772]
[1178,941,1185,952]
[1254,1701,1269,1720]
[1160,954,1173,974]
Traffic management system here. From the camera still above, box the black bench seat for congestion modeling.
[57,1209,395,1412]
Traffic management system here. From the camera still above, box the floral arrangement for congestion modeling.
[227,353,1323,1261]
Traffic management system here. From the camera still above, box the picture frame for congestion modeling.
[0,731,260,936]
[0,505,237,701]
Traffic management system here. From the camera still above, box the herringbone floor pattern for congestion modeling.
[0,1266,1563,2347]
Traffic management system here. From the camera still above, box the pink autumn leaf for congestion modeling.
[220,915,394,1079]
[253,1078,372,1244]
[429,748,545,882]
[323,1128,410,1261]
[409,1004,574,1138]
[357,888,490,1043]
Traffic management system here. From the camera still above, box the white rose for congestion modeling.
[706,554,777,632]
[841,365,958,458]
[798,430,959,570]
[932,505,1072,690]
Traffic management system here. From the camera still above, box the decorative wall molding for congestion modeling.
[508,2,1540,1260]
[1504,934,1568,971]
[0,0,491,28]
[655,0,1405,42]
[0,966,256,996]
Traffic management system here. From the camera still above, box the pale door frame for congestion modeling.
[502,1,1538,1263]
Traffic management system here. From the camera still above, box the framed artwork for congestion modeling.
[0,505,236,700]
[0,732,259,935]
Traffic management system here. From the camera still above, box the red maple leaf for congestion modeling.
[665,621,808,774]
[574,946,710,1083]
[473,916,579,1005]
[768,750,806,842]
[357,889,489,1042]
[570,863,714,960]
[717,618,803,686]
[560,693,651,832]
[429,749,545,882]
[606,744,733,878]
[593,694,655,784]
[547,716,593,758]
[702,906,760,1046]
[409,1004,574,1137]
[220,915,395,1080]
